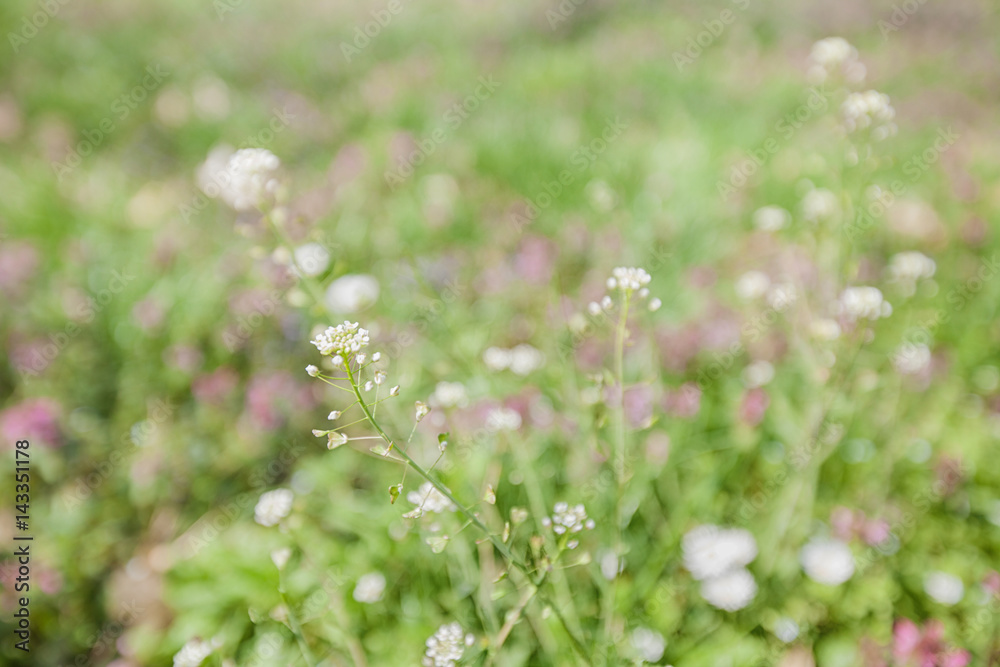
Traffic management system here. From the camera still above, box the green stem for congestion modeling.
[341,361,591,661]
[279,571,319,667]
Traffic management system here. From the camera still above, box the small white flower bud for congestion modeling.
[372,352,381,361]
[374,370,387,385]
[415,401,430,422]
[389,385,400,396]
[305,365,319,377]
[328,411,341,420]
[648,298,662,312]
[356,353,366,365]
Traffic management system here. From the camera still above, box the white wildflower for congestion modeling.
[353,572,387,603]
[328,411,341,420]
[842,90,897,140]
[415,401,430,422]
[837,286,892,321]
[682,525,758,581]
[800,538,855,585]
[374,370,387,386]
[509,344,544,375]
[773,617,800,643]
[254,489,293,527]
[742,360,775,388]
[431,381,469,409]
[422,622,474,667]
[325,274,380,313]
[752,205,790,232]
[888,251,935,295]
[648,297,662,312]
[608,266,653,292]
[310,321,370,358]
[801,188,838,223]
[270,548,292,570]
[173,638,215,667]
[736,271,771,300]
[215,148,281,211]
[893,342,931,375]
[807,37,866,84]
[482,346,512,371]
[305,365,319,377]
[407,482,456,514]
[810,318,842,341]
[292,243,331,277]
[542,502,595,535]
[486,407,521,431]
[700,568,757,611]
[631,627,666,663]
[924,571,964,605]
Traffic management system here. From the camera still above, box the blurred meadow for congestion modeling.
[2,0,1000,665]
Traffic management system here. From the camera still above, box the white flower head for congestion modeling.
[311,321,370,358]
[509,344,545,375]
[742,360,775,388]
[842,90,897,140]
[608,266,653,293]
[422,622,474,667]
[353,572,387,603]
[802,188,838,223]
[893,342,931,375]
[486,407,522,432]
[270,547,292,570]
[736,270,771,301]
[682,525,758,581]
[431,381,469,409]
[810,318,842,341]
[924,571,964,605]
[700,567,757,611]
[888,250,937,286]
[800,537,855,585]
[305,364,319,377]
[837,286,892,321]
[542,502,595,535]
[292,243,331,278]
[254,488,294,527]
[325,274,380,313]
[407,482,456,514]
[215,147,281,211]
[173,637,215,667]
[631,627,666,663]
[752,205,790,232]
[808,37,866,85]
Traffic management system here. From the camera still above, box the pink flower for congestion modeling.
[663,383,701,419]
[0,398,61,448]
[514,236,557,285]
[738,388,769,426]
[192,367,238,405]
[893,618,970,667]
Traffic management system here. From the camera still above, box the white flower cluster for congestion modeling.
[325,274,380,314]
[254,488,293,527]
[353,572,387,603]
[682,525,758,611]
[483,344,545,375]
[591,266,660,313]
[405,482,456,517]
[893,342,932,375]
[888,251,935,295]
[630,627,666,663]
[924,571,964,605]
[752,205,790,232]
[542,502,596,537]
[807,37,866,84]
[431,381,469,408]
[215,148,281,211]
[836,286,892,321]
[800,537,854,585]
[486,407,522,431]
[842,90,897,140]
[310,321,370,361]
[422,622,474,667]
[173,637,217,667]
[801,188,838,223]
